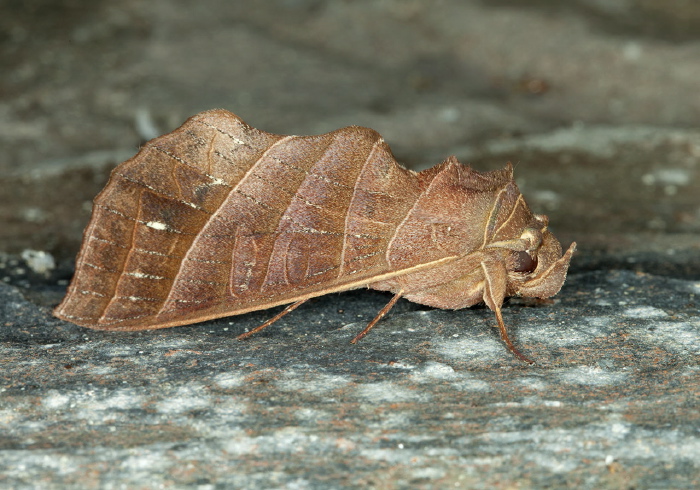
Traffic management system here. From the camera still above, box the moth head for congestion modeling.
[485,179,576,299]
[508,219,576,296]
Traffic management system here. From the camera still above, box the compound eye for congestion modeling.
[512,250,538,274]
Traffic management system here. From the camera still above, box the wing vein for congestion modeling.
[157,135,292,316]
[339,138,381,277]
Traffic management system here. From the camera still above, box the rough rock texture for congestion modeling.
[1,0,699,487]
[1,271,699,488]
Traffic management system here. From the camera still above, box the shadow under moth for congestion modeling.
[54,109,576,363]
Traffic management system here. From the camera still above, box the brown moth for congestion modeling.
[54,109,575,363]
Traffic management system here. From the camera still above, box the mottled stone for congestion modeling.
[0,269,698,488]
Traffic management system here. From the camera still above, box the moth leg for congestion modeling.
[237,299,308,340]
[493,305,535,365]
[350,290,404,344]
[481,259,534,364]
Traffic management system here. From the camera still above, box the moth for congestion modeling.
[54,109,576,363]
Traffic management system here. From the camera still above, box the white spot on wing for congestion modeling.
[125,271,165,280]
[146,221,168,231]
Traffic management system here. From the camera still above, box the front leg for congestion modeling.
[480,256,534,364]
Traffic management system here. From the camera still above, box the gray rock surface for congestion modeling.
[1,271,699,488]
[1,0,699,488]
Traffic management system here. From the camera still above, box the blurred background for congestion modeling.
[1,0,699,284]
